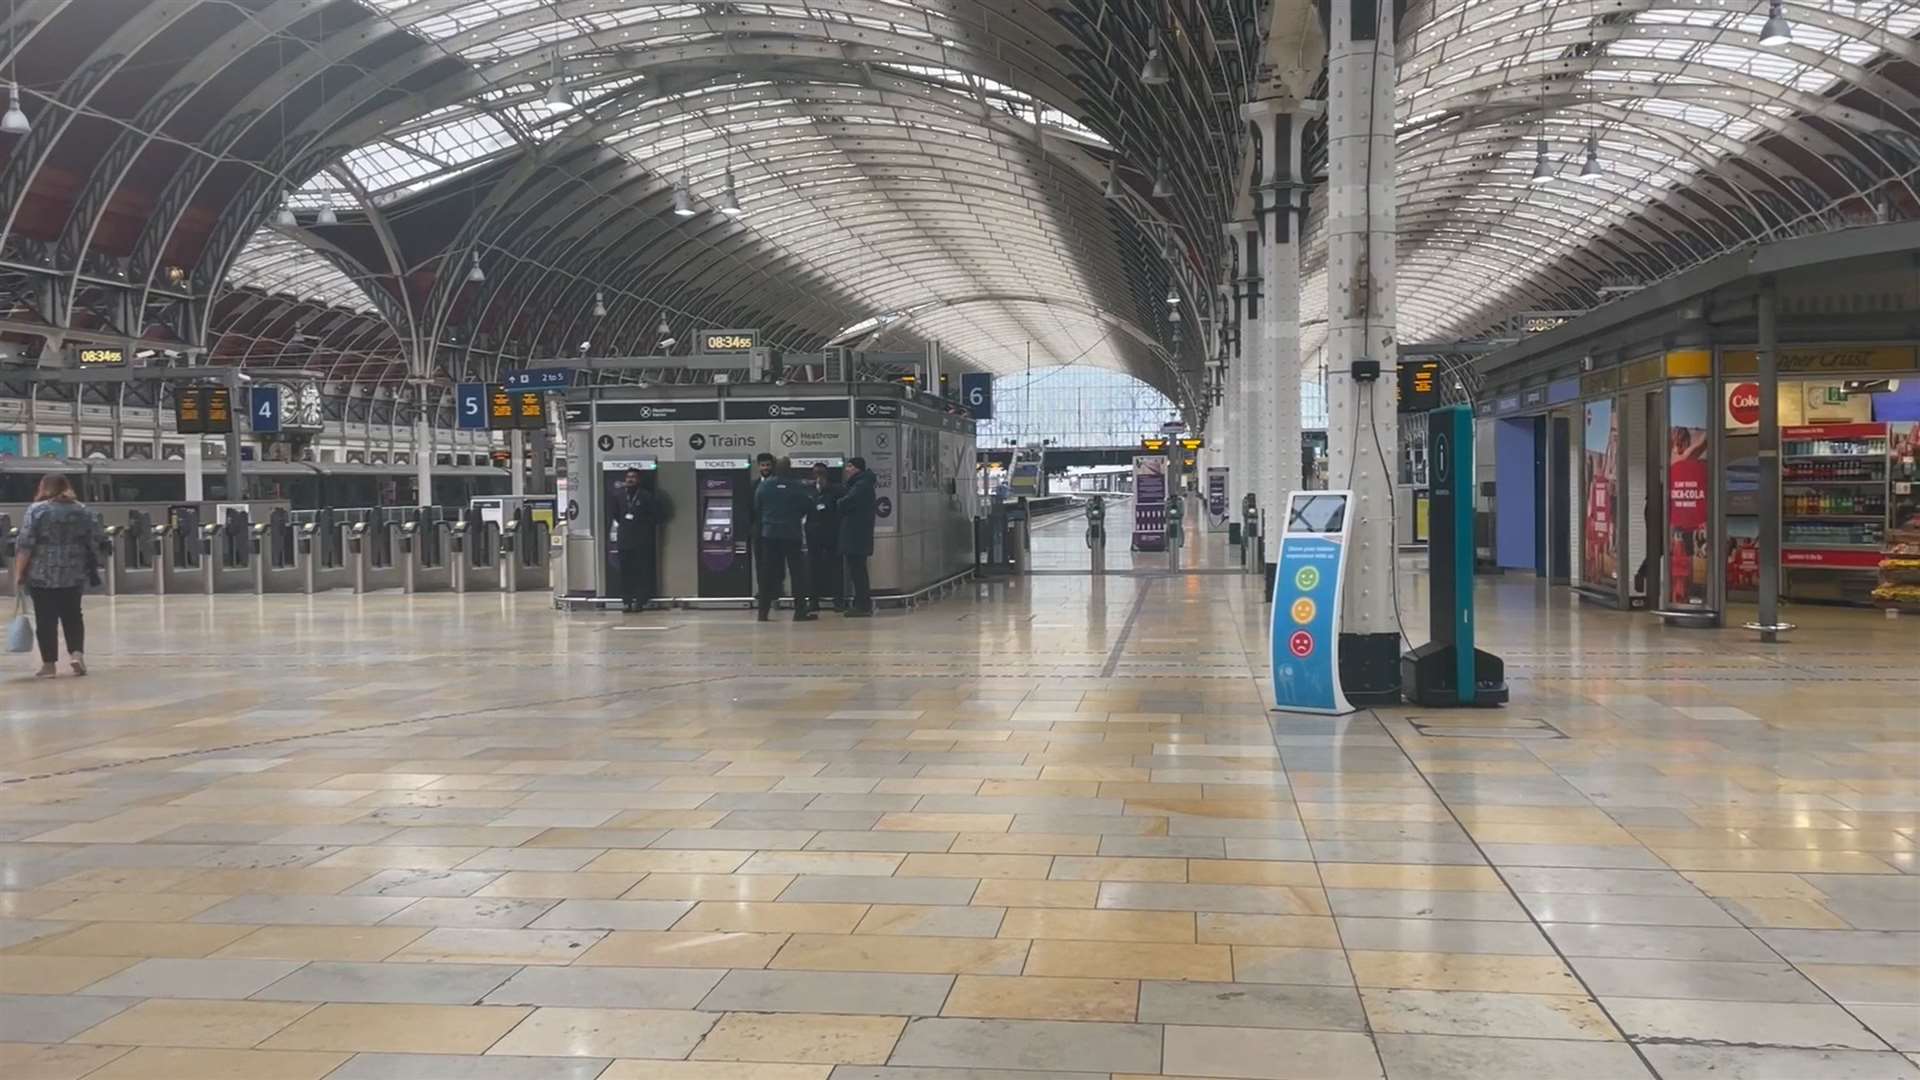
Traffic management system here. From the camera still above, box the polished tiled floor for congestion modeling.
[1,500,1916,1079]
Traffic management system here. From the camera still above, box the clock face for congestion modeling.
[290,383,325,430]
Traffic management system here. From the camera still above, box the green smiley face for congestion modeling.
[1294,566,1320,591]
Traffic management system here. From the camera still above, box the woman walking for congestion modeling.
[12,474,106,677]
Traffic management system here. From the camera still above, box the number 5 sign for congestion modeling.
[455,383,488,430]
[959,373,993,420]
[249,385,282,434]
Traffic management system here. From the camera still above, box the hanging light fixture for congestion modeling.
[672,175,695,216]
[592,290,608,318]
[274,194,297,227]
[543,53,573,111]
[1,83,28,136]
[1151,159,1173,199]
[1529,138,1554,184]
[656,318,676,349]
[719,171,744,216]
[1578,133,1603,180]
[1758,0,1792,46]
[466,254,486,284]
[1165,285,1179,306]
[1139,32,1170,86]
[1103,168,1124,200]
[315,205,339,226]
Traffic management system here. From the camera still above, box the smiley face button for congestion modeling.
[1294,565,1320,591]
[1288,631,1314,658]
[1290,597,1316,625]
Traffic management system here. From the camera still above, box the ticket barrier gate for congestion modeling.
[501,516,552,592]
[350,517,405,594]
[299,514,352,594]
[451,514,507,593]
[103,514,165,596]
[197,510,256,594]
[252,510,304,594]
[400,516,455,593]
[0,514,13,596]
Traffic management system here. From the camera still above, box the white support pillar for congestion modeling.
[1244,100,1319,574]
[415,385,434,508]
[1326,0,1402,702]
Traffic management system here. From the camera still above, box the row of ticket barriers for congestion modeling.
[0,504,551,598]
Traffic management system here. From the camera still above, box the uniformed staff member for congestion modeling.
[610,467,660,613]
[753,456,815,622]
[837,455,877,617]
[804,462,844,615]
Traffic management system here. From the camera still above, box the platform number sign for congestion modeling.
[960,373,993,420]
[455,383,488,430]
[250,385,282,434]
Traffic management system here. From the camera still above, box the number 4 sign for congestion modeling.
[250,385,282,434]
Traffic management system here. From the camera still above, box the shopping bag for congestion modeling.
[6,594,31,654]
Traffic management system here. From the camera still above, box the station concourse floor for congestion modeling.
[1,499,1917,1080]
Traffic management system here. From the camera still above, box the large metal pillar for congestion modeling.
[1232,220,1266,563]
[1325,0,1402,702]
[1245,100,1317,571]
[415,385,434,508]
[1756,278,1782,641]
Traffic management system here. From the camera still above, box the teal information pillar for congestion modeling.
[1401,405,1507,707]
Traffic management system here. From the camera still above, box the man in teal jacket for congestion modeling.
[753,457,816,622]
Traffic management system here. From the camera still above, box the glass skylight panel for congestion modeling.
[227,232,377,314]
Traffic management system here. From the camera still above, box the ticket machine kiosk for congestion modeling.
[695,460,755,597]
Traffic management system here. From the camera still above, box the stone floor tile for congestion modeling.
[1024,939,1228,980]
[527,898,696,930]
[1139,979,1366,1030]
[323,1053,612,1080]
[854,905,1005,938]
[257,1002,532,1054]
[1347,951,1580,993]
[75,957,302,999]
[1519,892,1742,926]
[888,1017,1160,1073]
[1640,1045,1920,1078]
[1095,881,1327,916]
[189,894,415,926]
[75,1047,350,1080]
[1333,917,1555,955]
[1542,922,1777,961]
[1568,956,1828,1003]
[1161,1024,1384,1079]
[252,960,520,1004]
[602,1064,828,1080]
[1232,946,1357,986]
[577,931,789,969]
[700,970,953,1016]
[770,933,1028,975]
[74,998,317,1048]
[210,925,427,962]
[676,901,870,934]
[485,1005,718,1057]
[388,926,606,964]
[1604,996,1887,1050]
[939,975,1136,1021]
[692,1012,905,1064]
[377,896,558,929]
[1800,964,1920,1005]
[0,955,137,994]
[0,1043,133,1080]
[1373,1034,1653,1080]
[626,875,796,901]
[1361,988,1619,1040]
[0,994,139,1042]
[999,907,1194,942]
[778,876,980,906]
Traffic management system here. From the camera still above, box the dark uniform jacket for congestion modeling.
[806,482,843,551]
[837,470,878,557]
[612,488,660,551]
[753,476,811,541]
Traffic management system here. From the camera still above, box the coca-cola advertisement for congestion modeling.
[1667,383,1712,607]
[1582,399,1618,589]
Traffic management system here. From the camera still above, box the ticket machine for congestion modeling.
[695,460,755,597]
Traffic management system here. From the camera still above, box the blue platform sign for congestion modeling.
[502,368,572,389]
[455,383,488,430]
[960,373,993,419]
[249,385,282,434]
[1270,490,1355,714]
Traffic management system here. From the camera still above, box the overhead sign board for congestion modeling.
[503,368,572,389]
[724,398,851,421]
[1398,360,1441,414]
[173,386,234,435]
[1178,437,1205,451]
[596,400,721,423]
[1141,436,1169,452]
[456,383,489,430]
[513,390,546,429]
[487,386,516,429]
[250,385,282,434]
[960,373,993,419]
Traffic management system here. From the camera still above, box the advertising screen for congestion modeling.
[1582,398,1618,590]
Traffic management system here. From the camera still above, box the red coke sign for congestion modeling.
[1728,383,1760,426]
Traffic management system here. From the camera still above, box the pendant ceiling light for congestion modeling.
[1758,0,1792,46]
[273,194,297,227]
[1528,138,1554,184]
[672,175,695,216]
[1165,286,1179,306]
[1578,133,1603,180]
[315,205,339,226]
[2,83,28,136]
[592,290,608,318]
[1103,168,1123,200]
[719,171,744,216]
[1151,159,1173,199]
[1139,32,1170,86]
[543,53,573,111]
[466,254,486,284]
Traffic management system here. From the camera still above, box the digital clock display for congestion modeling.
[78,347,125,366]
[702,331,757,353]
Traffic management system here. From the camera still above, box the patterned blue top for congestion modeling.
[17,499,107,589]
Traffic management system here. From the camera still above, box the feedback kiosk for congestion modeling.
[1402,405,1508,707]
[1270,491,1356,714]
